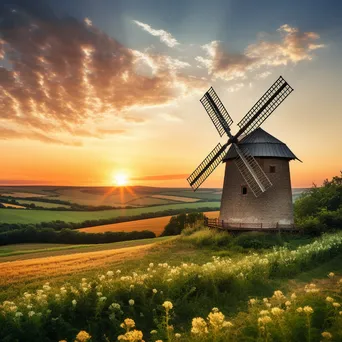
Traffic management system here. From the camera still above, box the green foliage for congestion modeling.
[160,212,204,236]
[0,203,219,225]
[0,227,155,245]
[1,232,342,341]
[182,227,233,247]
[294,172,342,234]
[233,232,284,249]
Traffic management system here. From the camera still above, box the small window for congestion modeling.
[241,186,248,195]
[269,165,276,173]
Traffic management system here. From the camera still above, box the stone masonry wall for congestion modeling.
[219,158,294,225]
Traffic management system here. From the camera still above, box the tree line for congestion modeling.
[294,172,342,234]
[0,227,155,245]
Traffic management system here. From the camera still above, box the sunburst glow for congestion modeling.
[113,173,129,187]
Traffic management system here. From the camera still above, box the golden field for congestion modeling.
[78,211,220,235]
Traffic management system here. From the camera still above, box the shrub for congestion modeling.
[296,216,327,236]
[233,232,284,249]
[183,227,232,247]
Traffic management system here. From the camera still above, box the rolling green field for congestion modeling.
[0,186,223,207]
[0,201,220,224]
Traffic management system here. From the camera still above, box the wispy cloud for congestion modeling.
[133,20,179,48]
[196,24,325,81]
[0,127,82,146]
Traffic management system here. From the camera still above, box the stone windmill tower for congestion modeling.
[187,76,299,230]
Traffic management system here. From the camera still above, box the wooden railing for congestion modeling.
[204,217,298,232]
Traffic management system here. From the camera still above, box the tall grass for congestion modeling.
[1,232,342,341]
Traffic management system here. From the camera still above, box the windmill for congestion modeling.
[187,76,298,229]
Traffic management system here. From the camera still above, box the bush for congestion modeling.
[233,232,284,249]
[294,172,342,234]
[296,216,327,236]
[183,227,232,247]
[160,212,204,236]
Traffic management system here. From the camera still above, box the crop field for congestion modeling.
[0,201,220,224]
[78,211,220,235]
[0,185,224,206]
[151,194,200,202]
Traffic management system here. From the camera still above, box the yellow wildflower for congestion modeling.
[191,317,208,335]
[124,318,135,329]
[162,301,173,311]
[291,293,297,300]
[296,307,303,313]
[333,302,341,308]
[272,290,285,301]
[223,321,233,328]
[175,333,181,338]
[326,296,334,303]
[75,330,91,342]
[249,298,257,305]
[259,310,269,315]
[208,310,225,330]
[328,272,335,278]
[258,316,272,325]
[120,330,144,342]
[321,331,332,339]
[285,301,291,306]
[303,306,314,315]
[271,307,284,316]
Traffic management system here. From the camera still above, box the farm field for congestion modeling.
[0,186,223,206]
[151,194,200,202]
[78,211,220,235]
[15,199,71,208]
[0,201,220,224]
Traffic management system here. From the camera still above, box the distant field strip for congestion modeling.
[0,192,47,198]
[78,211,220,235]
[16,200,71,208]
[151,195,200,202]
[0,203,25,209]
[0,202,220,224]
[0,242,158,285]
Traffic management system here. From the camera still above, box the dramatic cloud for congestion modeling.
[196,24,324,81]
[133,20,179,48]
[0,4,201,144]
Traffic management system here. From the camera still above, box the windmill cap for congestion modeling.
[223,128,300,161]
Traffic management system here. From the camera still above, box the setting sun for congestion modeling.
[113,173,129,186]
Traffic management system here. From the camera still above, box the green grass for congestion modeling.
[15,199,71,208]
[0,237,172,261]
[0,202,220,224]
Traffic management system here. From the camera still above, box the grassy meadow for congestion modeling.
[0,228,341,341]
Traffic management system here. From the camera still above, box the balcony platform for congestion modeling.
[204,217,300,233]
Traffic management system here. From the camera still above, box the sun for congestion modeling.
[113,173,129,187]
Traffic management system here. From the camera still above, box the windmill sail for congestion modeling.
[234,144,272,197]
[237,76,293,136]
[200,87,233,137]
[187,143,227,190]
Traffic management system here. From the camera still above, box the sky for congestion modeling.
[0,0,341,188]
